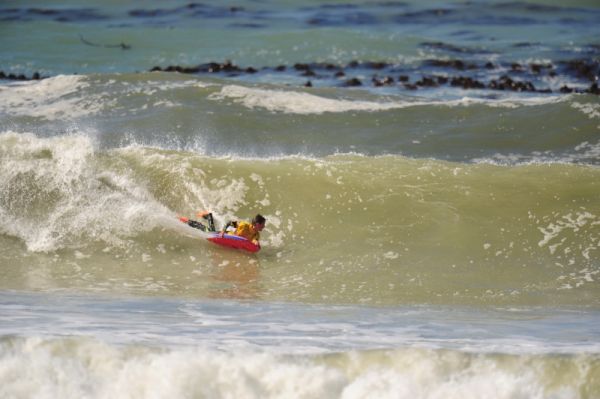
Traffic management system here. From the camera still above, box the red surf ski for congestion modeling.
[207,233,260,253]
[179,216,260,253]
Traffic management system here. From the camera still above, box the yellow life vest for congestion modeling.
[231,221,260,243]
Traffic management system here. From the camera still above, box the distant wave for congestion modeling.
[208,84,568,114]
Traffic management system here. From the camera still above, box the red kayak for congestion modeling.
[179,216,260,253]
[207,233,260,253]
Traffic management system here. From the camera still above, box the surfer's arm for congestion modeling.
[220,221,238,237]
[251,232,260,246]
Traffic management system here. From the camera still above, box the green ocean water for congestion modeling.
[1,1,600,398]
[1,132,598,307]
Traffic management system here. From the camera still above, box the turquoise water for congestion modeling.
[1,0,599,397]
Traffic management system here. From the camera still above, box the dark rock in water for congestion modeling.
[523,82,536,92]
[489,75,535,92]
[304,80,313,87]
[451,76,485,89]
[0,70,45,81]
[344,78,362,86]
[564,59,599,82]
[511,63,525,72]
[365,61,389,70]
[425,59,476,70]
[415,76,439,87]
[371,77,384,87]
[530,64,542,74]
[488,78,503,90]
[142,57,598,95]
[530,63,553,74]
[221,61,240,72]
[195,63,215,72]
[190,61,243,74]
[181,66,201,74]
[294,63,311,71]
[560,85,575,93]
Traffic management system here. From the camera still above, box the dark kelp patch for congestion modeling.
[147,58,600,95]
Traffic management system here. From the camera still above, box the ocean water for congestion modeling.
[1,0,600,398]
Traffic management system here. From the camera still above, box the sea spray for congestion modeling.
[0,132,172,251]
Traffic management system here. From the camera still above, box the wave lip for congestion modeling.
[208,84,571,115]
[0,132,173,252]
[0,75,97,120]
[0,73,209,121]
[208,84,413,114]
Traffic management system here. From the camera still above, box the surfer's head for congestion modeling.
[252,214,266,231]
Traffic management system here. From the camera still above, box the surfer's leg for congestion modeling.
[187,219,207,231]
[206,213,216,232]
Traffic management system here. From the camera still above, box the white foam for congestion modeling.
[209,84,414,114]
[0,132,175,252]
[0,75,103,120]
[208,84,569,115]
[452,94,566,109]
[473,139,600,165]
[538,211,597,249]
[0,75,204,121]
[572,101,600,120]
[0,336,591,399]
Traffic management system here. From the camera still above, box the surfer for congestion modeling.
[180,212,266,246]
[221,214,266,246]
